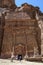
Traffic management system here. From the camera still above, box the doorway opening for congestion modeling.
[17,54,22,60]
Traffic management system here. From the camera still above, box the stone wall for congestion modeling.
[0,2,42,58]
[1,17,40,58]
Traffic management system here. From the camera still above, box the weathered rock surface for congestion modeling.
[0,0,42,58]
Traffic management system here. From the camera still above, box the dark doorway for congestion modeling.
[18,54,22,60]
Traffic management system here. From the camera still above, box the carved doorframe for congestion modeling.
[14,43,26,56]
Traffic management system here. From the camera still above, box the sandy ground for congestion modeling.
[0,59,43,65]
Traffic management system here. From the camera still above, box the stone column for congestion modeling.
[24,29,28,59]
[34,47,39,57]
[41,20,43,56]
[0,13,2,56]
